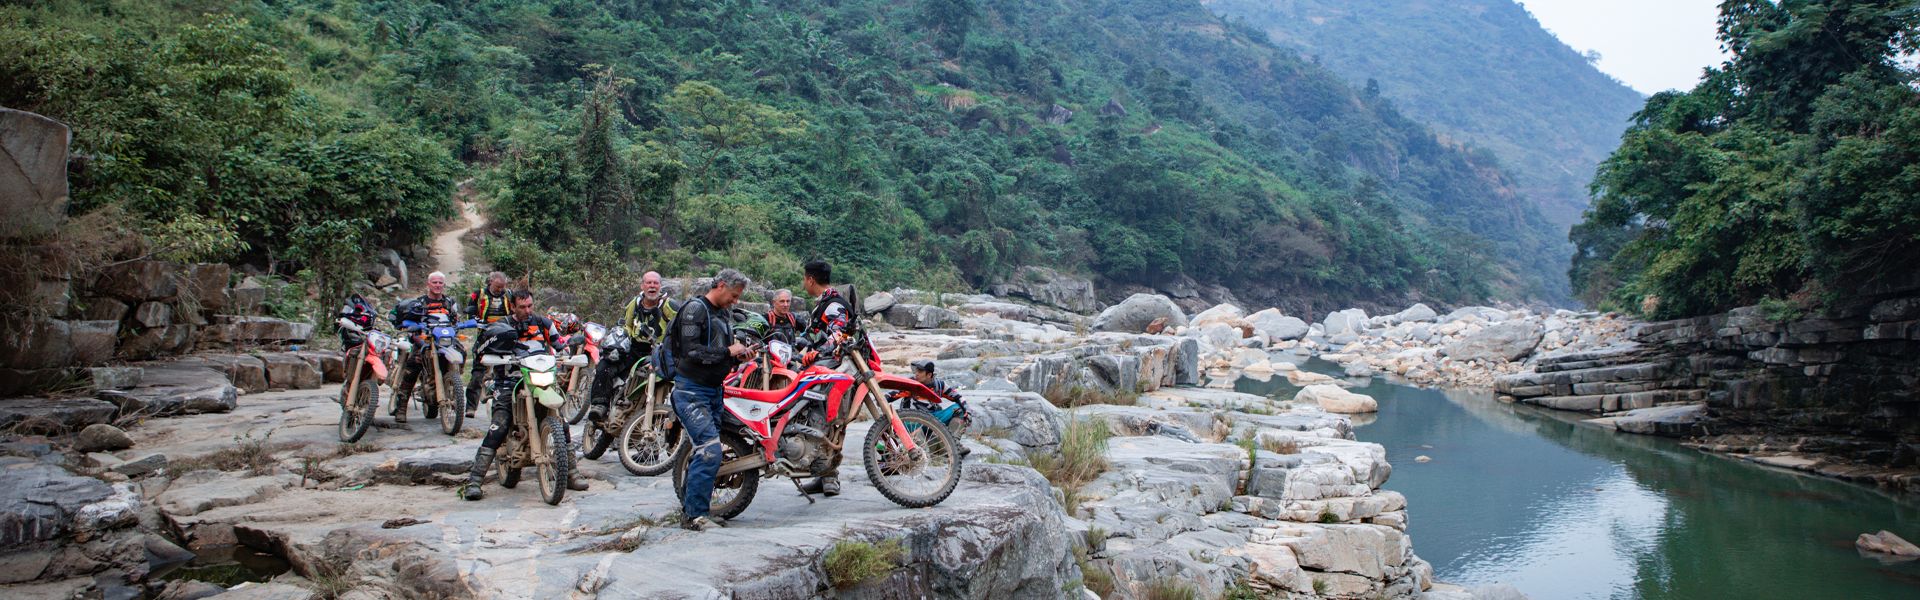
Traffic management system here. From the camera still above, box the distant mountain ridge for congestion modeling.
[1206,0,1645,246]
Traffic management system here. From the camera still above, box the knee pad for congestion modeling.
[693,439,723,462]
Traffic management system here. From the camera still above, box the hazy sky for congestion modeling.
[1519,0,1728,94]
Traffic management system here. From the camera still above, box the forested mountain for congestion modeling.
[1569,0,1919,319]
[3,0,1568,312]
[1205,0,1645,274]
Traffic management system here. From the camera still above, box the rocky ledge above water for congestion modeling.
[0,301,1525,599]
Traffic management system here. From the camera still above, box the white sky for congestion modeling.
[1518,0,1729,94]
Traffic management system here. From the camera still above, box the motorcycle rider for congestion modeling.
[670,269,753,531]
[795,260,852,496]
[392,271,462,425]
[765,289,805,345]
[460,289,590,500]
[586,271,677,423]
[899,360,971,457]
[464,272,513,418]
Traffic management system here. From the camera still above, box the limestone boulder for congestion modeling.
[1322,308,1369,337]
[0,457,115,545]
[0,317,73,370]
[69,319,119,366]
[884,304,962,329]
[961,390,1066,453]
[1444,320,1544,363]
[0,397,117,434]
[1297,384,1378,414]
[96,364,237,417]
[0,108,70,239]
[1857,530,1920,557]
[175,354,269,394]
[1191,303,1246,328]
[987,266,1099,314]
[94,261,182,302]
[1093,294,1187,333]
[1247,308,1309,341]
[75,423,134,452]
[259,352,323,390]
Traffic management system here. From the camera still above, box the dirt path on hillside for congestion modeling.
[431,191,485,276]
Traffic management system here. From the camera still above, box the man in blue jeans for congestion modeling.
[669,269,753,531]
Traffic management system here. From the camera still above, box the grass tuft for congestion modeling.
[1143,578,1200,600]
[173,429,301,475]
[1030,417,1111,515]
[823,538,905,589]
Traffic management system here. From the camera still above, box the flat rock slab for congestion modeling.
[258,353,322,391]
[0,457,115,545]
[0,397,117,434]
[97,364,237,418]
[173,354,269,394]
[1589,403,1708,437]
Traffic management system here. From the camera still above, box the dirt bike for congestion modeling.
[400,313,476,435]
[578,326,683,476]
[672,288,964,520]
[335,319,393,443]
[479,339,589,505]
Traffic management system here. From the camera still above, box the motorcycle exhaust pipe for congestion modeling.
[717,454,770,478]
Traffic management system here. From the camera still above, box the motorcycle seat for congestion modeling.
[724,386,791,405]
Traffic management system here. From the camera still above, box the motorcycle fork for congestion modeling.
[521,374,549,467]
[343,346,365,410]
[850,359,918,452]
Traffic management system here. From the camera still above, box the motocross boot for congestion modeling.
[798,475,840,497]
[461,447,494,501]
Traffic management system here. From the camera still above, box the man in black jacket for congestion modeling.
[459,290,589,500]
[796,260,851,496]
[670,269,754,531]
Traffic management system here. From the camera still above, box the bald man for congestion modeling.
[588,271,678,423]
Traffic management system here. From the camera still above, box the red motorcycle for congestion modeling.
[673,291,964,520]
[335,317,394,443]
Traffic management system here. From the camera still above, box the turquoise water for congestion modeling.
[1237,361,1920,600]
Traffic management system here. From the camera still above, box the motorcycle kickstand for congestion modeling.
[790,478,816,504]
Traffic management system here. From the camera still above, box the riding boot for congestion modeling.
[798,476,840,497]
[568,469,589,491]
[461,447,494,501]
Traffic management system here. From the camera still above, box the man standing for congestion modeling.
[765,289,805,346]
[464,272,513,418]
[459,290,589,500]
[393,271,461,424]
[796,260,852,496]
[587,271,677,423]
[670,269,753,530]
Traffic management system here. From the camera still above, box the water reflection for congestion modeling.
[1237,361,1920,600]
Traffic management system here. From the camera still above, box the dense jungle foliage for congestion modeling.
[3,0,1569,310]
[1207,0,1644,233]
[1570,0,1920,319]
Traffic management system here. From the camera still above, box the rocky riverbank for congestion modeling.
[0,289,1530,599]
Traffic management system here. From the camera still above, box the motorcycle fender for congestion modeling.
[369,353,390,382]
[532,385,566,409]
[439,346,464,366]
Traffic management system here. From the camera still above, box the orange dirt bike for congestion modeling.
[672,289,963,520]
[335,318,393,443]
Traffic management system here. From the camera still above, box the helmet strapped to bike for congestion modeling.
[476,321,518,356]
[339,294,376,330]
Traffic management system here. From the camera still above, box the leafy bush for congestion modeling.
[822,538,904,589]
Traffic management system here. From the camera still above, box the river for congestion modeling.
[1237,360,1920,600]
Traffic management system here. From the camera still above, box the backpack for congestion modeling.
[651,296,712,380]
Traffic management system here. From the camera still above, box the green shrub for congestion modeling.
[822,539,904,589]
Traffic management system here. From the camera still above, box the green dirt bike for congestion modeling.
[578,326,683,476]
[479,339,589,506]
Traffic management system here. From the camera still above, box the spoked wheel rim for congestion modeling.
[536,416,567,505]
[339,381,376,442]
[863,409,963,508]
[618,408,681,476]
[438,376,462,434]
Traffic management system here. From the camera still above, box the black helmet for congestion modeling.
[477,321,518,356]
[339,294,376,329]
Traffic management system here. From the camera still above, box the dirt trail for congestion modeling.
[432,196,485,276]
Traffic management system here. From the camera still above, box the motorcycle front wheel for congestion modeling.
[618,407,683,476]
[863,408,963,509]
[671,432,759,520]
[338,377,378,443]
[536,415,569,506]
[438,371,463,435]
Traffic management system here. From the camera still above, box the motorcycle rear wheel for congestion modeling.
[563,368,590,425]
[536,415,569,505]
[671,432,759,520]
[582,419,615,460]
[863,408,963,509]
[338,377,378,443]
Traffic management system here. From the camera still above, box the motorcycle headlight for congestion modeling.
[585,323,607,343]
[529,371,556,387]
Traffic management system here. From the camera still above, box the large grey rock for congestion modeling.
[258,353,322,390]
[89,366,143,390]
[0,397,117,434]
[0,457,115,545]
[225,317,312,344]
[75,423,133,452]
[1246,308,1309,341]
[133,301,173,329]
[1321,308,1369,337]
[1190,303,1246,328]
[962,391,1066,453]
[884,304,962,329]
[1092,294,1187,333]
[184,263,232,312]
[1444,320,1544,362]
[1296,384,1378,414]
[863,291,897,315]
[94,261,181,302]
[175,354,269,394]
[988,266,1099,314]
[116,324,193,360]
[291,351,345,384]
[96,365,237,417]
[0,317,73,370]
[0,108,70,239]
[1390,303,1438,323]
[1596,403,1709,437]
[69,319,120,366]
[81,297,130,322]
[157,471,297,516]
